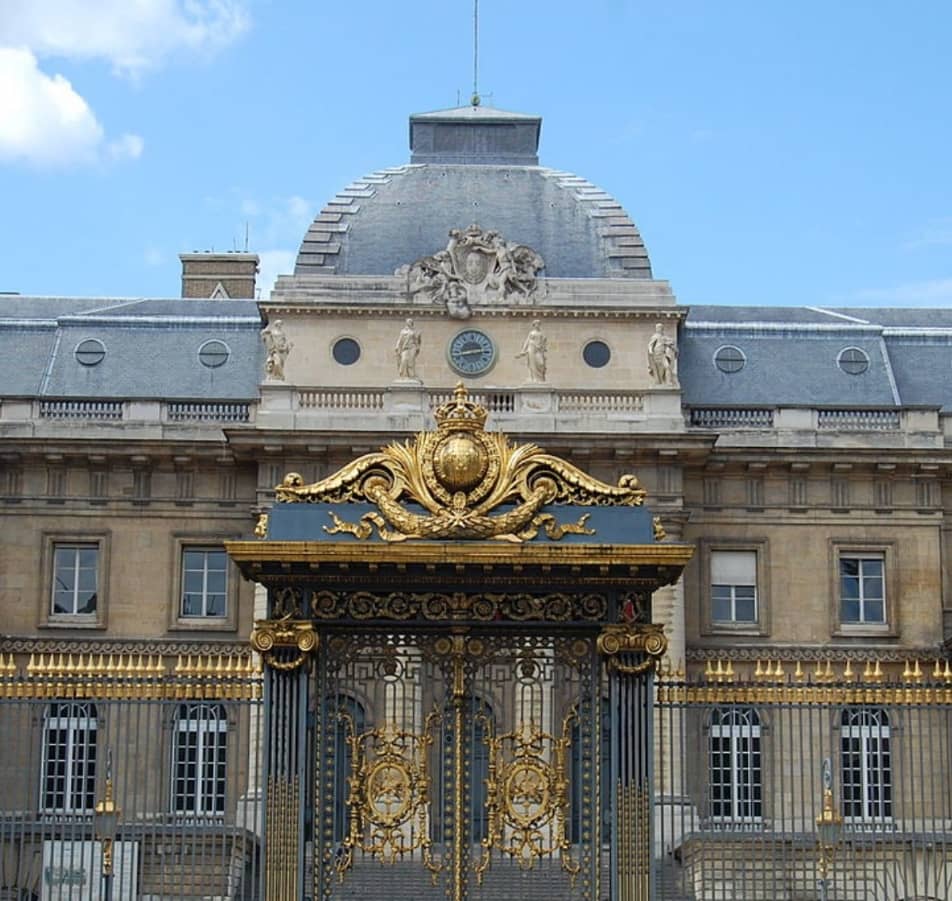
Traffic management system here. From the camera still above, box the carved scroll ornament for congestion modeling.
[275,385,646,543]
[597,623,667,675]
[401,224,545,318]
[250,615,318,671]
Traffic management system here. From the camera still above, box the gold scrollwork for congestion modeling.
[274,384,645,543]
[597,623,667,674]
[254,512,269,539]
[336,713,443,884]
[249,616,318,671]
[474,716,580,884]
[309,589,608,624]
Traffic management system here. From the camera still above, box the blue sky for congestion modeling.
[1,1,950,307]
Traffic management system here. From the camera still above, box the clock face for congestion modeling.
[448,329,496,376]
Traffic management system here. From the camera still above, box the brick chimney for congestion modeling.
[179,252,259,299]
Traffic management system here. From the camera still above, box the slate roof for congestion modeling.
[295,164,651,280]
[681,306,952,411]
[295,107,651,280]
[0,297,262,400]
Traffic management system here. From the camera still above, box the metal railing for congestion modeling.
[655,662,952,900]
[0,652,262,900]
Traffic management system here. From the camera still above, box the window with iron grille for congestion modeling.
[171,702,228,816]
[840,707,892,823]
[181,548,228,618]
[839,554,885,624]
[51,544,99,616]
[709,707,762,823]
[41,702,98,813]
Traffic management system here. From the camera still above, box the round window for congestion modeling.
[198,340,230,368]
[333,337,361,365]
[714,345,746,374]
[582,340,611,368]
[74,338,106,366]
[837,347,869,375]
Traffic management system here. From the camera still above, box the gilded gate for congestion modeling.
[228,387,691,900]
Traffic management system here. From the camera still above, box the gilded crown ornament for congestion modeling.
[275,384,646,543]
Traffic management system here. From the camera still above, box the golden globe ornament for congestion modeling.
[433,432,488,493]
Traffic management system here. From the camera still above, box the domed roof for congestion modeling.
[295,105,652,280]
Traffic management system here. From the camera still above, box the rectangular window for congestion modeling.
[711,551,757,624]
[839,554,885,624]
[51,544,99,617]
[181,548,228,618]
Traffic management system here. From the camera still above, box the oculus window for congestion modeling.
[198,340,230,368]
[837,347,870,376]
[332,337,361,365]
[582,340,611,368]
[713,345,746,374]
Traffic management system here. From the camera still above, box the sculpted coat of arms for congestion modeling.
[399,224,545,319]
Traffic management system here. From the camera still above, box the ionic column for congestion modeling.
[250,614,317,901]
[598,624,667,901]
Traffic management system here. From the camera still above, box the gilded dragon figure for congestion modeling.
[274,385,646,543]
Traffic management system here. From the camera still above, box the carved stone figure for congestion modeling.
[516,319,547,383]
[394,318,421,380]
[261,319,292,381]
[647,322,678,387]
[403,224,545,317]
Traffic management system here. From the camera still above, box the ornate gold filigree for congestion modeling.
[254,512,269,539]
[336,713,442,884]
[274,385,645,542]
[652,516,666,541]
[597,623,667,674]
[309,589,608,624]
[250,615,318,671]
[474,716,580,884]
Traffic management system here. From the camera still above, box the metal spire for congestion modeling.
[472,0,480,106]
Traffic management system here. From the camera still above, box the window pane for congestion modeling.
[841,598,861,622]
[712,586,732,622]
[735,595,756,622]
[863,600,884,623]
[206,593,226,617]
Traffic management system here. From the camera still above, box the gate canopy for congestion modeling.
[227,384,692,607]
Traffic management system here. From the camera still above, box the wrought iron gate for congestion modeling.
[312,627,603,901]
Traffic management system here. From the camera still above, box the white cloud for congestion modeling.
[851,278,952,307]
[0,0,250,76]
[256,250,298,299]
[0,47,143,167]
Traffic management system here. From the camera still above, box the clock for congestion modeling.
[448,329,496,376]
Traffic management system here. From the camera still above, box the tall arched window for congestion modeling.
[328,694,367,843]
[709,706,762,824]
[42,702,98,813]
[172,702,228,816]
[431,697,494,844]
[840,707,892,822]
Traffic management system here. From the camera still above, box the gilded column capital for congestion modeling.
[250,616,318,671]
[597,623,667,674]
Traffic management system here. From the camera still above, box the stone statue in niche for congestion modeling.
[516,319,547,383]
[400,224,545,318]
[261,319,292,381]
[647,322,679,387]
[394,318,422,380]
